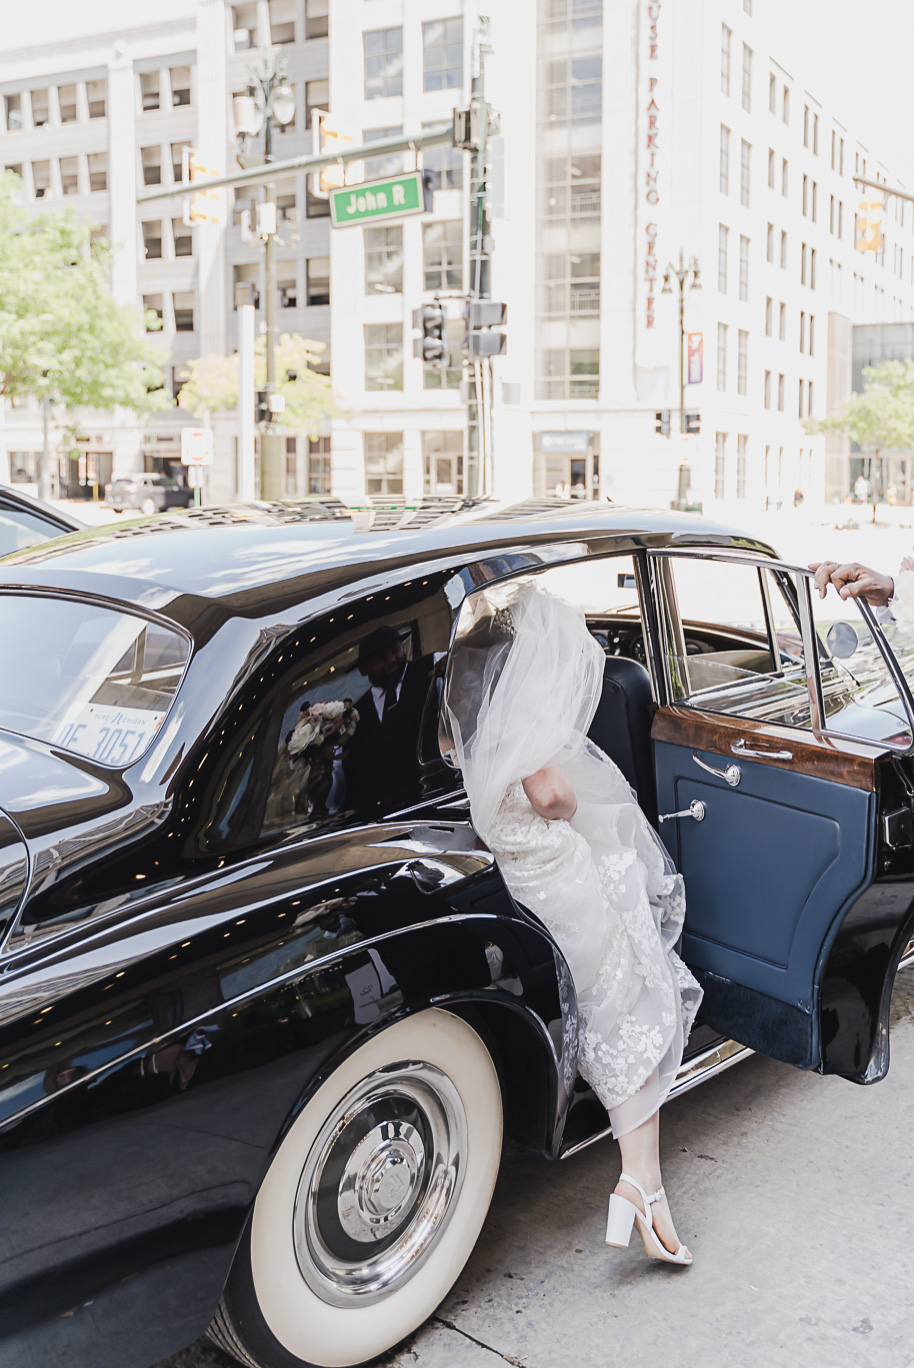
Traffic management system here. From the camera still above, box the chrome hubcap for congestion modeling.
[293,1060,467,1306]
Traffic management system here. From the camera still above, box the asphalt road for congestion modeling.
[158,970,914,1368]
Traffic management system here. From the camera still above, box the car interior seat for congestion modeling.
[586,655,659,828]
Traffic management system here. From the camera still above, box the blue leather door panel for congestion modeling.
[655,740,877,1017]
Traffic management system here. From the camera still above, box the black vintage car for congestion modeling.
[1,500,913,1368]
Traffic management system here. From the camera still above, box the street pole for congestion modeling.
[662,250,701,510]
[238,302,256,500]
[466,19,493,501]
[260,104,284,501]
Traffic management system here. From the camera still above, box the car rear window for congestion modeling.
[0,594,190,766]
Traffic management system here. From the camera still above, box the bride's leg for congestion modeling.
[610,1074,690,1261]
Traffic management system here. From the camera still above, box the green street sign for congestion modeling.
[329,170,431,227]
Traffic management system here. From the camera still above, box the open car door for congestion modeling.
[648,550,914,1083]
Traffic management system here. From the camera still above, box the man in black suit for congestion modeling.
[344,626,441,814]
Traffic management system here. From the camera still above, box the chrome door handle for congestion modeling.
[659,799,706,824]
[731,739,794,761]
[691,751,741,787]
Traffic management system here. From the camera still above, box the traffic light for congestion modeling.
[463,299,508,359]
[685,410,701,435]
[855,197,884,253]
[256,390,269,425]
[412,300,449,367]
[655,410,671,437]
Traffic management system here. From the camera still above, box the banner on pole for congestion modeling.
[687,332,703,385]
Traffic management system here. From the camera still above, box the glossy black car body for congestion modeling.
[0,483,83,556]
[1,499,913,1368]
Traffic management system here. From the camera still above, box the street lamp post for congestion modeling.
[233,58,296,500]
[661,251,701,508]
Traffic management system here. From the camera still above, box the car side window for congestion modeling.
[654,554,817,727]
[193,572,461,854]
[535,554,650,664]
[0,504,63,556]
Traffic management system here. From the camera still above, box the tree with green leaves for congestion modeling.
[809,358,914,522]
[177,333,334,434]
[0,171,170,495]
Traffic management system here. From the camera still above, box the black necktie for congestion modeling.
[381,684,399,723]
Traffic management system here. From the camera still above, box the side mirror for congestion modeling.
[826,620,859,659]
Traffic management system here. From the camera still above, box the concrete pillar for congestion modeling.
[196,0,229,359]
[107,42,138,308]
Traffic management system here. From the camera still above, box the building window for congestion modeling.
[715,433,727,499]
[737,330,748,395]
[740,139,750,207]
[782,85,789,124]
[571,55,602,124]
[777,373,784,411]
[536,347,599,401]
[276,265,297,309]
[233,263,260,310]
[306,0,329,40]
[364,432,403,497]
[232,3,257,49]
[59,156,79,195]
[30,89,49,127]
[364,225,403,294]
[839,138,844,175]
[808,380,814,414]
[423,17,462,92]
[269,0,295,45]
[87,79,106,118]
[803,105,809,148]
[717,323,727,391]
[765,296,772,335]
[799,310,806,352]
[88,151,107,192]
[364,324,403,392]
[173,292,194,332]
[781,157,788,197]
[364,28,403,100]
[142,220,163,259]
[172,218,193,257]
[744,0,752,12]
[809,314,815,355]
[768,72,776,113]
[363,126,404,180]
[4,93,22,131]
[56,84,76,123]
[802,174,808,216]
[838,201,843,236]
[308,436,332,494]
[141,145,162,186]
[780,230,787,269]
[739,234,749,301]
[811,181,817,222]
[741,44,752,111]
[423,220,463,292]
[779,301,786,339]
[306,183,331,219]
[764,370,771,409]
[768,148,775,189]
[800,243,807,285]
[170,66,191,106]
[718,224,729,292]
[810,247,816,289]
[140,71,160,112]
[171,141,190,184]
[305,78,329,130]
[422,431,464,496]
[424,319,463,390]
[829,194,835,233]
[719,124,730,194]
[737,435,748,497]
[422,121,463,190]
[721,24,731,95]
[143,294,164,331]
[306,257,330,306]
[766,223,774,262]
[813,112,819,155]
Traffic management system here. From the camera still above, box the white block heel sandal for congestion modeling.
[605,1173,692,1266]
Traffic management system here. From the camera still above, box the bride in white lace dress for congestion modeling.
[442,579,702,1264]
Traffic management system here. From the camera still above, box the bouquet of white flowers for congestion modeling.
[287,700,360,758]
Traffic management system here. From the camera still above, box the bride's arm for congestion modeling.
[523,763,577,820]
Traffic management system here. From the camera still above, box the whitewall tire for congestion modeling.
[213,1009,502,1368]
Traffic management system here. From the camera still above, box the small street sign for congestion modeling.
[329,170,432,227]
[186,465,205,487]
[181,427,214,466]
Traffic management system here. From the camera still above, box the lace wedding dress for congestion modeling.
[444,580,702,1137]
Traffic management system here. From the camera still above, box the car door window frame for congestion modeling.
[650,548,914,754]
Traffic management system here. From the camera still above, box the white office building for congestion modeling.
[2,0,913,510]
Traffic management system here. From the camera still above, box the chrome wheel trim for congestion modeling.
[292,1060,467,1308]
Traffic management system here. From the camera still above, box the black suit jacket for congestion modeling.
[344,655,434,814]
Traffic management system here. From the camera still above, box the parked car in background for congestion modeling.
[0,484,83,557]
[104,471,193,515]
[1,499,914,1368]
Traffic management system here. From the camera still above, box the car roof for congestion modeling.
[0,497,779,626]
